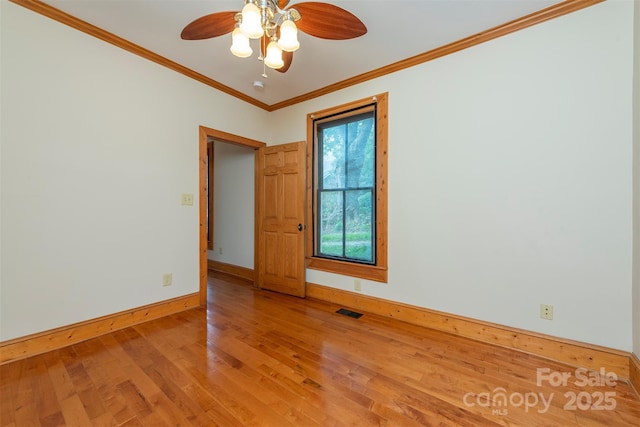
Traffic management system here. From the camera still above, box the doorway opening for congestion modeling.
[198,126,266,305]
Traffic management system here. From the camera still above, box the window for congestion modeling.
[306,93,388,282]
[316,110,375,262]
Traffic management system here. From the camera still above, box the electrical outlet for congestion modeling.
[162,273,173,287]
[181,193,193,205]
[218,247,223,255]
[540,304,553,320]
[354,279,362,292]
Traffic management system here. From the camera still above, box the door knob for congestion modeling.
[297,224,303,231]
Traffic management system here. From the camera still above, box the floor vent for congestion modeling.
[336,308,363,319]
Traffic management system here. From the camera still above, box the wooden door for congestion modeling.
[256,142,306,297]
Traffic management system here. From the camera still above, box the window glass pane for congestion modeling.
[346,118,375,188]
[319,190,343,257]
[345,190,373,262]
[320,126,345,190]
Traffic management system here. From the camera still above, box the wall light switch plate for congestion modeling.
[162,273,173,287]
[181,194,193,205]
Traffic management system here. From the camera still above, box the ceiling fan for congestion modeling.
[181,0,367,73]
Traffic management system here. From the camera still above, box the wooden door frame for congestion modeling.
[198,126,266,305]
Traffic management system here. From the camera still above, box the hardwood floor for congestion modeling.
[2,271,639,426]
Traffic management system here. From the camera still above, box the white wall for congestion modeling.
[0,2,269,341]
[633,0,640,357]
[2,0,636,354]
[269,0,635,351]
[207,141,255,269]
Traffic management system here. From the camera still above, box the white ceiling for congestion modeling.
[41,0,562,107]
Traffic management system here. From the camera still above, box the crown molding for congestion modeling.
[9,0,604,111]
[268,0,604,111]
[8,0,270,111]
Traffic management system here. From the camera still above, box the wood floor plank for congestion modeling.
[1,270,639,426]
[42,351,77,405]
[31,357,64,424]
[175,343,283,426]
[58,394,93,427]
[0,359,20,427]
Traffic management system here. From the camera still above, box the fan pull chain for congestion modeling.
[261,52,267,78]
[260,36,267,78]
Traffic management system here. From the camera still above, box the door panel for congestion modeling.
[257,141,306,297]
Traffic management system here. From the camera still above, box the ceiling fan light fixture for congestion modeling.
[230,27,253,58]
[277,19,299,52]
[239,1,264,39]
[264,39,284,69]
[181,1,367,75]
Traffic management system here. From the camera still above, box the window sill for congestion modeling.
[306,256,387,283]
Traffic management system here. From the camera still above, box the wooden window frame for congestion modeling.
[305,93,388,282]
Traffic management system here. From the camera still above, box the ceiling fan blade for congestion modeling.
[181,11,237,40]
[292,2,367,40]
[276,51,294,73]
[278,0,291,8]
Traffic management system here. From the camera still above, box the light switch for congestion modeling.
[181,193,193,205]
[162,273,172,287]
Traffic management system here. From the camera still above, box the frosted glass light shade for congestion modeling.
[264,40,284,69]
[240,2,263,39]
[277,19,299,52]
[230,28,252,58]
